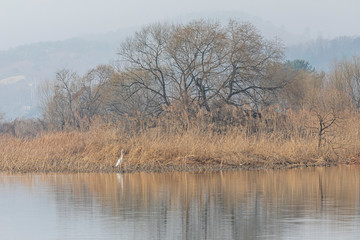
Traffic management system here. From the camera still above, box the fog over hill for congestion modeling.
[0,11,359,119]
[0,38,119,119]
[286,36,360,71]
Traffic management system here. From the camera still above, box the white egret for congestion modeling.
[115,149,124,167]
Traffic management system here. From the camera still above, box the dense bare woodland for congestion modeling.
[1,20,360,173]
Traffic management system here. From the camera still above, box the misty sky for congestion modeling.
[1,0,360,50]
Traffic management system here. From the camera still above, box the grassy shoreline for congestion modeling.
[1,116,360,174]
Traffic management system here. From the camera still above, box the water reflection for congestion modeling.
[0,166,360,239]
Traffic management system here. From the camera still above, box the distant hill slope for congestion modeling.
[286,36,360,71]
[0,38,118,79]
[0,38,120,119]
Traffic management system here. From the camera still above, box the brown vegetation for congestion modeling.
[0,105,360,173]
[1,20,360,173]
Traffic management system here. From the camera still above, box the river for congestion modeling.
[0,166,359,239]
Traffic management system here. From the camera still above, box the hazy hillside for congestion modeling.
[286,36,360,71]
[0,38,120,119]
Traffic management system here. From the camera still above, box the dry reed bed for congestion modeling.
[1,108,360,173]
[1,112,360,173]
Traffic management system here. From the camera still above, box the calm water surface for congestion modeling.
[0,166,360,239]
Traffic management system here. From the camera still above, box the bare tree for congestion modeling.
[105,71,161,117]
[167,20,227,112]
[329,57,360,109]
[40,20,286,130]
[77,65,114,122]
[277,65,325,110]
[116,20,284,114]
[40,69,80,129]
[306,86,346,149]
[221,21,284,109]
[118,23,171,113]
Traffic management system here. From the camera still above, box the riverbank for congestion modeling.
[1,116,359,173]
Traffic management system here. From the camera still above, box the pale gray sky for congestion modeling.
[1,0,359,50]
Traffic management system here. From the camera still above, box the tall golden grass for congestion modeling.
[0,107,359,173]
